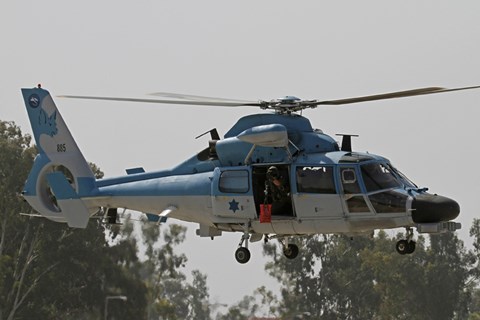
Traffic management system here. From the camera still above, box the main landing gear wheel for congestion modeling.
[396,227,416,255]
[396,239,416,255]
[235,223,252,264]
[407,241,416,253]
[283,243,299,259]
[235,247,251,264]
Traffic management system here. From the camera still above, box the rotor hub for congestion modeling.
[260,96,318,114]
[273,96,302,104]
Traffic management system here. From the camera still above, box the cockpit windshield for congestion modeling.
[390,165,417,188]
[361,162,401,192]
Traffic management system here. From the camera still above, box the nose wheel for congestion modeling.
[396,227,416,255]
[396,239,416,255]
[283,243,299,259]
[280,238,299,260]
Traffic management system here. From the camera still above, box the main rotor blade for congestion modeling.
[315,85,480,106]
[58,95,261,107]
[59,84,480,111]
[149,92,254,103]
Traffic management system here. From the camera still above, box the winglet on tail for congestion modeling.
[21,86,96,228]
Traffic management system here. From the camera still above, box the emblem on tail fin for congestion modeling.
[28,94,40,108]
[38,109,58,137]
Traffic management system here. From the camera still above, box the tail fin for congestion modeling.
[21,86,95,228]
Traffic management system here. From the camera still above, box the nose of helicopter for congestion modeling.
[411,194,460,223]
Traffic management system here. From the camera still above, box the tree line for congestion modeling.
[0,120,479,319]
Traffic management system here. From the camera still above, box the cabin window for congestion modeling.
[219,170,249,193]
[340,167,361,194]
[296,166,336,194]
[346,196,370,213]
[361,162,401,192]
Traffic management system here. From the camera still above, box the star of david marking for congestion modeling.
[229,199,240,213]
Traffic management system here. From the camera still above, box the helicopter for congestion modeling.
[20,84,480,263]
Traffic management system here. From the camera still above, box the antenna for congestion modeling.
[336,134,359,152]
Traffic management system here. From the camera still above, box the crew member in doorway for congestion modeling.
[265,166,291,215]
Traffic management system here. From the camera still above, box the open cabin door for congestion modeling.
[251,164,294,218]
[211,167,257,219]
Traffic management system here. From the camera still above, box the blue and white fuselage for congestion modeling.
[21,87,461,261]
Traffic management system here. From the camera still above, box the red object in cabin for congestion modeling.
[260,204,272,223]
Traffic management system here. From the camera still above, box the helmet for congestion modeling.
[267,166,279,179]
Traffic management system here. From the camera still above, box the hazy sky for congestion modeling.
[2,0,480,307]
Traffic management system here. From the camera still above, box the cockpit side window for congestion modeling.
[340,167,361,194]
[361,162,401,193]
[296,166,336,194]
[339,166,369,212]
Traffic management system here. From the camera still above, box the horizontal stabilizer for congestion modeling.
[126,167,145,175]
[145,206,177,224]
[56,199,90,228]
[158,206,177,224]
[146,213,160,222]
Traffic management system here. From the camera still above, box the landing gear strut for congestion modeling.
[235,223,251,264]
[396,227,416,255]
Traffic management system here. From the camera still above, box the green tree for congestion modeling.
[469,219,480,319]
[0,120,40,320]
[471,219,480,282]
[263,230,477,320]
[215,295,258,320]
[17,220,147,320]
[425,232,471,319]
[141,222,212,319]
[0,120,149,319]
[109,216,212,320]
[470,288,480,320]
[215,286,278,320]
[263,234,378,319]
